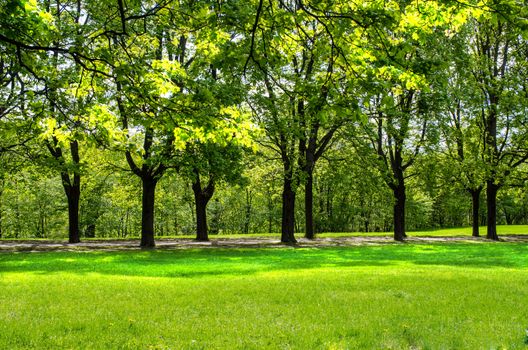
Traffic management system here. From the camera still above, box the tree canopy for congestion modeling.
[1,0,528,245]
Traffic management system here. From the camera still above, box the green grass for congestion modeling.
[1,242,528,349]
[319,224,528,238]
[90,224,528,240]
[409,225,528,237]
[168,224,528,239]
[149,224,528,239]
[2,224,527,242]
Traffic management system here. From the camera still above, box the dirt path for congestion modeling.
[0,235,526,252]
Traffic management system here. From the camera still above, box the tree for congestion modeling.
[103,0,188,247]
[247,1,351,242]
[440,74,486,236]
[24,0,101,243]
[469,9,528,240]
[355,90,430,241]
[348,1,467,240]
[179,141,246,241]
[104,0,252,247]
[431,24,488,237]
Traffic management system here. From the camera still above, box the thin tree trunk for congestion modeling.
[43,214,47,238]
[243,189,252,234]
[281,177,297,243]
[393,185,406,241]
[141,177,157,247]
[0,180,3,239]
[470,188,482,237]
[124,209,129,237]
[486,180,499,240]
[304,169,315,239]
[85,223,96,238]
[326,186,333,230]
[15,187,20,238]
[267,189,273,234]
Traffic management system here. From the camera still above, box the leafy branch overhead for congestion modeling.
[0,0,527,245]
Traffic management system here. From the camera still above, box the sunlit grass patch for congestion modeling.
[318,224,528,238]
[1,242,528,349]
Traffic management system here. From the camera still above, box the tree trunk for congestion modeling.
[304,168,315,239]
[393,185,406,241]
[192,173,214,242]
[281,177,297,243]
[85,223,96,238]
[243,189,252,234]
[486,180,499,240]
[51,140,82,244]
[65,183,81,243]
[0,180,3,239]
[194,193,209,241]
[124,209,130,237]
[173,215,179,235]
[38,212,46,238]
[141,176,157,247]
[470,188,482,237]
[14,190,20,238]
[267,190,274,234]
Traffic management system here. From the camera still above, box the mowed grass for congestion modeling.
[320,224,528,238]
[1,243,528,349]
[2,224,527,241]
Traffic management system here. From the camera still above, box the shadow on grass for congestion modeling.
[0,243,527,279]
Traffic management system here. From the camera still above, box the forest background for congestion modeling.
[1,0,528,246]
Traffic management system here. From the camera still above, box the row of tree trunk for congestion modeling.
[46,154,503,246]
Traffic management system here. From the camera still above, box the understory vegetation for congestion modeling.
[2,1,528,246]
[2,168,528,240]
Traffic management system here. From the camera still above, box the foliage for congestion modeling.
[0,0,528,240]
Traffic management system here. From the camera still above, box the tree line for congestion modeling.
[1,0,528,247]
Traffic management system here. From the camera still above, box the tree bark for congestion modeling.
[45,138,82,243]
[193,192,210,241]
[0,179,3,239]
[267,193,273,234]
[486,180,499,240]
[393,185,406,241]
[281,177,297,243]
[243,188,252,234]
[64,182,81,243]
[302,125,337,239]
[141,176,157,247]
[192,171,214,242]
[85,223,96,238]
[59,140,81,244]
[304,168,315,239]
[14,180,20,238]
[470,188,482,237]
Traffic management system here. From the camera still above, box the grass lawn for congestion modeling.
[1,242,528,349]
[318,224,528,238]
[2,224,527,242]
[130,224,528,239]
